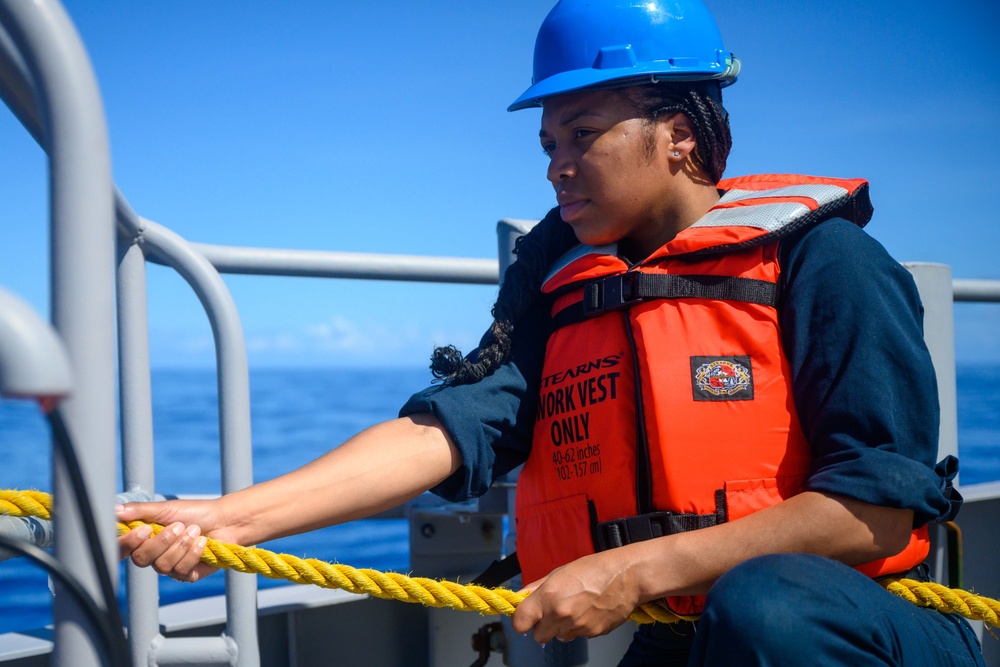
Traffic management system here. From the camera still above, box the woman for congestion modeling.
[120,1,984,664]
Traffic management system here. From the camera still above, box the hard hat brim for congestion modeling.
[507,57,740,112]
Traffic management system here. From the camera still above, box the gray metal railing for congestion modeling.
[118,209,255,666]
[185,243,498,284]
[0,0,500,663]
[954,279,1000,303]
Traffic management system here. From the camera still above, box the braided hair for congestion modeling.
[619,80,732,183]
[429,206,576,384]
[429,81,732,385]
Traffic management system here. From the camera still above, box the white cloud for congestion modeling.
[304,316,373,353]
[246,331,300,353]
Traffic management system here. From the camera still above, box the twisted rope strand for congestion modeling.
[884,579,1000,628]
[0,489,52,520]
[3,489,996,628]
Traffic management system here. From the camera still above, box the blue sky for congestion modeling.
[1,0,998,369]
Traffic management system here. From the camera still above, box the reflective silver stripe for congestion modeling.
[716,183,849,207]
[691,183,851,232]
[543,243,618,285]
[692,202,812,231]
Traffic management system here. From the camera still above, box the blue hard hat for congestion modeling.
[509,0,740,112]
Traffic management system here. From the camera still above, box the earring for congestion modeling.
[673,151,681,157]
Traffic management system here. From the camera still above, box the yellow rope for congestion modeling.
[3,489,997,628]
[0,489,686,624]
[112,519,686,624]
[0,489,52,520]
[883,579,1000,628]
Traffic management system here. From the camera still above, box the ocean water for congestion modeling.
[1,365,998,635]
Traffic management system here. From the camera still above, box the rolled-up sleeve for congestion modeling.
[780,219,955,526]
[399,298,550,501]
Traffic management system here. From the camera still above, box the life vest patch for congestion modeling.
[690,356,754,401]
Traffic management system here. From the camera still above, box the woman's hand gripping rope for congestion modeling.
[116,498,233,583]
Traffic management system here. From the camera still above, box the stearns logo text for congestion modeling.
[540,353,622,388]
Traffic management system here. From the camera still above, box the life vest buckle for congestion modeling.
[582,273,641,317]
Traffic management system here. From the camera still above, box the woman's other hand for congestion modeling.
[511,549,641,644]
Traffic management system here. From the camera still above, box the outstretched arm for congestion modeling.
[117,412,460,581]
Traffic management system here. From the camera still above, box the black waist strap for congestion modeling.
[552,273,779,331]
[470,490,728,587]
[593,490,728,551]
[594,511,717,551]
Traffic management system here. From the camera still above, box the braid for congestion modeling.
[621,82,732,183]
[430,208,576,384]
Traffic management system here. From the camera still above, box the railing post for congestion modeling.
[0,3,117,667]
[903,263,959,473]
[118,231,162,666]
[494,219,593,666]
[904,262,960,592]
[140,219,259,667]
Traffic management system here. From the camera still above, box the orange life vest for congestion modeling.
[515,174,929,616]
